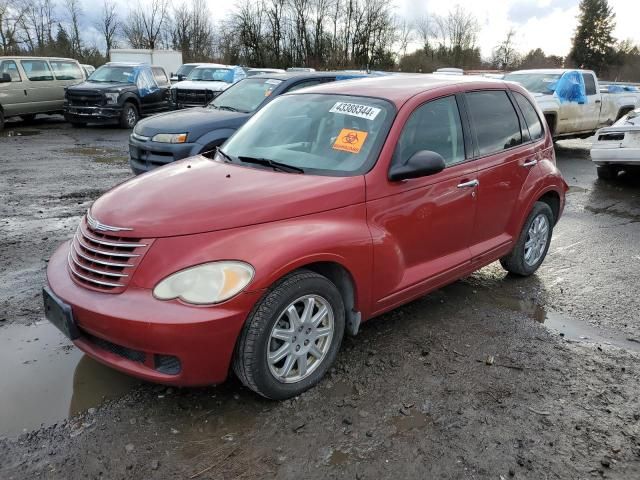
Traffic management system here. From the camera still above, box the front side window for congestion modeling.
[514,92,544,141]
[210,78,283,113]
[0,60,21,81]
[50,60,83,80]
[152,67,169,86]
[221,94,395,176]
[466,90,522,156]
[188,67,233,83]
[393,96,465,167]
[20,60,54,81]
[89,65,136,84]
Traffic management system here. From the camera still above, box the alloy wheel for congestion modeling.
[524,214,550,266]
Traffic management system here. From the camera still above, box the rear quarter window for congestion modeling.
[582,73,597,96]
[50,61,83,80]
[514,92,544,141]
[152,67,169,86]
[465,90,522,156]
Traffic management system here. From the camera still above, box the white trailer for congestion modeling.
[109,49,183,78]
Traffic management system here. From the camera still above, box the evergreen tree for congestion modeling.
[569,0,616,75]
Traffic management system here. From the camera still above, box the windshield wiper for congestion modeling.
[216,148,235,163]
[216,105,240,112]
[238,156,304,174]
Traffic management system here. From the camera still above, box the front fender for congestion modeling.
[118,92,140,108]
[132,204,374,318]
[193,128,237,154]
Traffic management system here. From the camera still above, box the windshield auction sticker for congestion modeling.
[333,129,368,153]
[330,102,381,121]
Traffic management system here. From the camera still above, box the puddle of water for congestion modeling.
[0,322,139,437]
[489,295,640,352]
[392,410,430,434]
[568,185,588,193]
[584,205,640,223]
[1,130,41,137]
[329,448,350,465]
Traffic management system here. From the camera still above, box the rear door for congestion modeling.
[464,89,540,264]
[19,59,58,113]
[151,67,171,111]
[579,72,602,132]
[367,94,478,312]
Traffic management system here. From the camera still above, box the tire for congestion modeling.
[20,114,36,123]
[119,102,139,129]
[0,110,4,131]
[70,121,86,128]
[597,165,617,180]
[500,202,554,277]
[233,270,345,400]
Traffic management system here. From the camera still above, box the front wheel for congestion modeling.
[500,202,554,277]
[596,165,618,180]
[233,270,345,399]
[119,102,139,129]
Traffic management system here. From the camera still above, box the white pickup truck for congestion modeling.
[504,69,640,140]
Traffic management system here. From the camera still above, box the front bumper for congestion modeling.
[64,105,123,123]
[45,242,263,386]
[129,134,197,174]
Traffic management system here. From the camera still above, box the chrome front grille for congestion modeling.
[67,217,153,292]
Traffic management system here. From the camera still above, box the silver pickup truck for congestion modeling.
[504,69,640,140]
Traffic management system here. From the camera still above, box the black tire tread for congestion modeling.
[233,269,342,399]
[119,102,138,129]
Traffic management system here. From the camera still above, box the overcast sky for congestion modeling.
[78,0,639,58]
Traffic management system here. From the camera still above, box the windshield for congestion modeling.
[175,64,196,77]
[504,73,562,94]
[221,94,395,176]
[187,67,232,82]
[89,65,136,83]
[210,78,283,113]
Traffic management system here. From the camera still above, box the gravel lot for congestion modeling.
[1,116,639,479]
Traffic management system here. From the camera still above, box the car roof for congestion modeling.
[507,68,595,75]
[249,71,369,81]
[292,74,506,106]
[192,63,228,69]
[0,56,78,62]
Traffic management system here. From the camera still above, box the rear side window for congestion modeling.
[394,96,465,167]
[582,73,597,96]
[20,60,54,81]
[514,92,544,141]
[152,67,169,86]
[0,60,21,81]
[466,90,522,156]
[50,61,83,80]
[286,79,328,93]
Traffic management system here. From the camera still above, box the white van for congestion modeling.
[0,56,86,129]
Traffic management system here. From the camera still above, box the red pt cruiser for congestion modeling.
[44,76,567,399]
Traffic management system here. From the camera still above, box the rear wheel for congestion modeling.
[233,270,345,399]
[597,165,618,180]
[500,202,554,277]
[119,102,139,129]
[20,114,36,123]
[69,121,86,128]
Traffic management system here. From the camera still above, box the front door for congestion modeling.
[367,95,478,314]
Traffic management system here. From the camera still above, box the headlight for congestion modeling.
[105,92,119,104]
[153,261,254,305]
[152,133,188,143]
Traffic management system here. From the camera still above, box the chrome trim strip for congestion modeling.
[67,254,125,288]
[75,234,141,258]
[86,210,134,233]
[69,251,129,278]
[80,228,147,249]
[72,238,134,268]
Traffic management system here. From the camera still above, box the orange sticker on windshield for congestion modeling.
[333,129,368,154]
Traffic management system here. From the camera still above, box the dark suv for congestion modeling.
[64,62,171,128]
[128,72,365,174]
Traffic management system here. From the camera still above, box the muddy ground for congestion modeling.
[1,116,639,479]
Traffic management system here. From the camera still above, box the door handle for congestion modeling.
[523,159,538,167]
[595,100,601,104]
[457,179,479,188]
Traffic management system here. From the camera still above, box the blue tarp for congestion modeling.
[606,84,639,93]
[553,70,587,104]
[133,66,159,98]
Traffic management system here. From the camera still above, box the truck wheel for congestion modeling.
[0,110,4,131]
[21,114,36,123]
[69,121,86,128]
[233,270,345,400]
[500,202,554,277]
[119,102,139,129]
[597,165,618,180]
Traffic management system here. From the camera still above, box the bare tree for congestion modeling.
[0,0,25,54]
[64,0,82,57]
[414,13,431,51]
[19,0,56,53]
[433,5,480,66]
[395,16,413,59]
[492,29,519,70]
[96,0,119,56]
[123,0,170,50]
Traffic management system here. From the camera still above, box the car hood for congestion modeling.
[89,156,365,238]
[171,80,230,91]
[69,81,134,92]
[134,107,249,137]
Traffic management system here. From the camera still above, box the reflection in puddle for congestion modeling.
[1,130,41,137]
[0,322,139,437]
[490,295,640,352]
[329,448,350,465]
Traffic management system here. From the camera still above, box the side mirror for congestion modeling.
[177,74,185,81]
[0,73,11,83]
[389,150,446,181]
